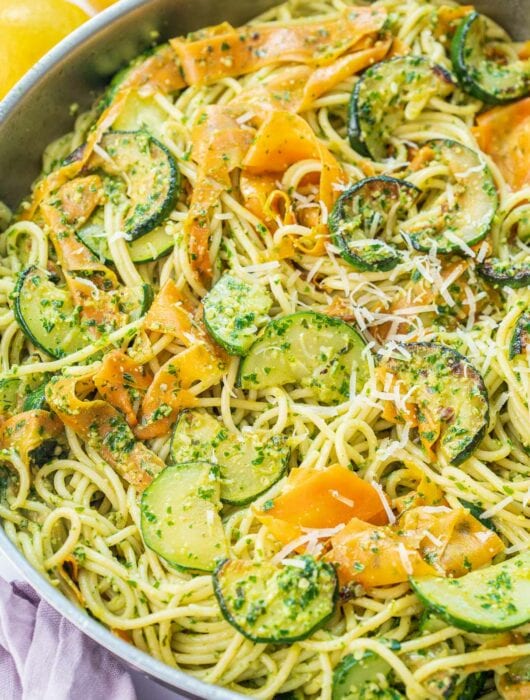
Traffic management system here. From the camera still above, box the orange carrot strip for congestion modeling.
[171,7,387,86]
[40,178,119,328]
[400,507,505,578]
[326,517,437,587]
[242,110,346,215]
[185,106,254,279]
[254,464,389,547]
[135,344,226,439]
[0,410,62,466]
[118,43,185,96]
[93,350,152,427]
[326,505,504,588]
[393,465,444,514]
[54,174,103,225]
[299,40,391,110]
[474,98,530,191]
[143,279,196,343]
[46,376,163,491]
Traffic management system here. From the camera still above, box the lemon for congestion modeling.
[89,0,119,9]
[0,0,90,98]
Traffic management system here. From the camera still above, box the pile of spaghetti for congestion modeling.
[1,0,530,697]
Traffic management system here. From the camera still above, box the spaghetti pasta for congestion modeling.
[1,0,530,698]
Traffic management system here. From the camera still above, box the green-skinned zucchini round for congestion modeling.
[348,55,453,160]
[400,139,498,254]
[0,377,21,417]
[111,92,169,138]
[238,311,369,405]
[169,409,289,505]
[13,266,88,359]
[141,461,228,573]
[458,499,496,532]
[329,176,420,272]
[478,258,530,288]
[332,651,404,700]
[510,311,530,359]
[77,210,176,264]
[203,274,273,356]
[411,549,530,632]
[213,556,337,644]
[377,342,489,465]
[96,43,181,117]
[22,383,48,412]
[451,12,530,104]
[68,131,179,241]
[447,673,486,700]
[96,51,145,114]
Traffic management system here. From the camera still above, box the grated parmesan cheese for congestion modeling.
[474,530,494,543]
[444,231,476,258]
[371,481,396,524]
[480,495,514,520]
[423,529,443,547]
[397,542,413,575]
[463,286,477,331]
[329,490,355,508]
[280,558,307,569]
[476,240,489,262]
[454,162,485,179]
[235,111,254,125]
[272,524,346,564]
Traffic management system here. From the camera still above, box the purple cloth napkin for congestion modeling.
[0,577,137,700]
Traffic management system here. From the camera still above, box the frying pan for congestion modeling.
[0,0,528,696]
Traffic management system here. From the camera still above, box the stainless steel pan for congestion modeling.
[0,0,529,697]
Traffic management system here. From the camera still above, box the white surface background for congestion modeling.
[0,550,187,700]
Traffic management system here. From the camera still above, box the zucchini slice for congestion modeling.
[377,342,489,465]
[400,140,498,254]
[213,556,337,643]
[70,131,179,241]
[77,210,176,264]
[13,266,87,359]
[169,410,289,505]
[112,91,169,138]
[329,176,420,272]
[411,550,530,633]
[93,131,178,240]
[140,461,228,573]
[510,311,530,359]
[0,378,21,416]
[203,274,273,356]
[22,383,48,412]
[348,56,453,160]
[332,651,404,700]
[458,499,496,532]
[97,43,181,116]
[138,283,154,317]
[238,312,369,405]
[447,673,486,700]
[478,259,530,289]
[451,12,530,104]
